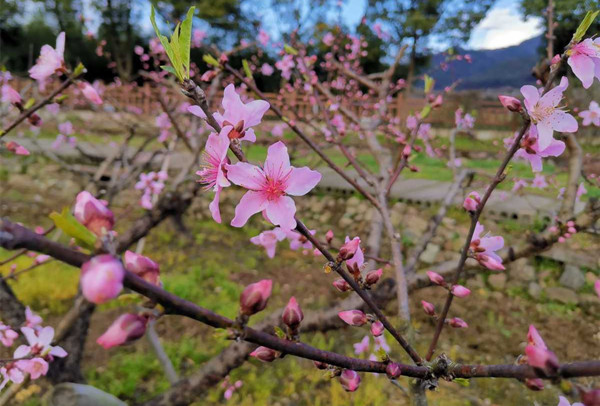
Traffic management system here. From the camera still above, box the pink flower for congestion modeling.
[58,121,74,135]
[80,255,125,304]
[192,29,206,47]
[532,174,548,189]
[525,325,559,371]
[14,326,67,360]
[374,335,390,352]
[275,55,295,80]
[73,191,114,236]
[258,29,270,46]
[78,82,103,105]
[470,222,504,271]
[282,296,304,329]
[271,123,285,137]
[239,280,272,316]
[24,307,42,330]
[250,346,277,362]
[463,191,481,212]
[353,336,369,355]
[323,32,335,46]
[448,317,468,328]
[558,396,584,406]
[426,271,445,285]
[567,38,600,89]
[124,250,160,286]
[421,300,435,316]
[370,320,384,337]
[226,141,321,230]
[16,358,48,380]
[514,126,565,172]
[498,95,522,112]
[512,179,528,192]
[595,280,600,299]
[325,229,334,243]
[284,228,314,251]
[451,285,471,298]
[97,314,148,349]
[261,63,274,76]
[5,141,30,156]
[197,126,231,223]
[29,32,65,82]
[1,84,21,105]
[338,310,367,326]
[0,324,18,347]
[521,77,577,150]
[203,84,270,142]
[250,227,286,258]
[579,101,600,126]
[386,362,402,379]
[339,370,360,392]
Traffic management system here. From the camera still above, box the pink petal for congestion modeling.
[264,141,291,178]
[187,105,206,118]
[539,139,565,158]
[225,162,266,190]
[55,32,65,57]
[265,196,297,230]
[242,99,270,128]
[520,85,539,110]
[209,187,222,223]
[286,167,322,196]
[480,235,504,252]
[240,127,256,143]
[550,111,578,133]
[568,54,595,89]
[13,345,30,359]
[49,345,67,358]
[38,326,54,346]
[535,122,554,150]
[539,76,568,109]
[231,191,267,227]
[20,327,37,346]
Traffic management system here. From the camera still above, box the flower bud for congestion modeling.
[476,254,505,271]
[96,313,148,349]
[462,191,480,212]
[338,310,367,326]
[595,280,600,299]
[282,296,304,329]
[524,378,544,391]
[386,362,402,379]
[339,370,361,392]
[124,250,160,286]
[80,255,124,304]
[1,85,21,105]
[365,268,383,286]
[250,346,277,362]
[421,300,435,316]
[74,191,115,236]
[338,237,360,261]
[426,271,445,286]
[451,285,471,298]
[402,145,411,157]
[498,95,522,112]
[581,388,600,406]
[370,320,384,337]
[5,141,30,156]
[525,345,559,371]
[430,94,443,108]
[78,82,103,105]
[313,360,328,369]
[550,54,561,65]
[239,279,272,316]
[325,229,334,244]
[448,317,468,328]
[333,279,351,292]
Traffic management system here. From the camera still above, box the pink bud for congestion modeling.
[282,296,304,329]
[462,191,480,212]
[325,230,334,244]
[78,82,103,105]
[402,145,411,157]
[421,300,435,316]
[566,220,575,227]
[527,325,547,349]
[239,279,272,316]
[525,344,559,371]
[426,271,445,285]
[250,346,277,362]
[568,227,577,234]
[338,237,360,261]
[551,54,561,65]
[449,317,468,328]
[5,141,30,156]
[124,250,160,286]
[80,255,124,304]
[476,254,505,271]
[558,236,566,243]
[74,191,115,236]
[385,362,402,379]
[333,279,351,292]
[451,285,471,298]
[338,310,367,326]
[581,388,600,406]
[313,360,328,369]
[370,320,384,337]
[339,370,361,392]
[498,95,522,112]
[524,378,544,391]
[365,268,383,286]
[595,280,600,299]
[96,313,148,349]
[431,94,443,108]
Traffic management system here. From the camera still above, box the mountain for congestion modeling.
[427,36,543,90]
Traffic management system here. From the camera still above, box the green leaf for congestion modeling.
[423,74,435,94]
[273,326,286,339]
[160,65,177,75]
[284,44,298,55]
[23,98,35,109]
[49,207,97,250]
[572,10,600,43]
[242,59,253,79]
[73,62,86,77]
[454,378,470,387]
[150,6,180,81]
[179,6,195,79]
[420,105,432,119]
[203,54,220,67]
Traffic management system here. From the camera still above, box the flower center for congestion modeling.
[263,176,287,200]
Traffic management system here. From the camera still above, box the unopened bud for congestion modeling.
[451,285,471,298]
[364,268,382,286]
[524,378,544,391]
[80,255,124,304]
[250,346,278,362]
[448,317,468,328]
[338,310,367,326]
[124,250,160,286]
[581,388,600,406]
[498,95,522,112]
[463,191,481,212]
[325,229,334,244]
[313,360,328,369]
[426,271,445,286]
[333,279,352,292]
[421,300,435,316]
[339,370,361,392]
[338,237,360,261]
[370,320,384,337]
[74,191,115,236]
[385,362,402,379]
[239,279,272,316]
[282,296,304,329]
[97,313,148,349]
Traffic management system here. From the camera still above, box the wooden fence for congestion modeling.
[11,78,520,129]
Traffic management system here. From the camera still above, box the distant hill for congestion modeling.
[427,36,543,90]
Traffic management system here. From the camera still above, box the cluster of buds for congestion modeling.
[73,191,115,237]
[338,310,384,337]
[549,220,578,243]
[463,191,481,212]
[425,271,469,327]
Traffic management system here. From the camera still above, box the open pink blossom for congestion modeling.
[512,179,528,192]
[16,358,48,380]
[97,314,148,349]
[29,32,65,82]
[567,38,600,89]
[258,29,270,46]
[470,222,504,271]
[353,336,369,355]
[525,325,559,371]
[25,307,42,330]
[514,125,565,172]
[14,326,67,360]
[521,77,577,150]
[558,396,584,406]
[80,255,125,304]
[197,126,231,223]
[226,141,321,230]
[275,55,295,80]
[0,324,18,347]
[250,227,286,258]
[78,82,103,105]
[532,174,548,189]
[261,63,274,76]
[203,84,269,142]
[1,84,21,105]
[579,101,600,126]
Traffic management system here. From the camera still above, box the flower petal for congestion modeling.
[209,187,222,223]
[225,162,265,190]
[568,54,595,89]
[285,167,322,196]
[520,85,539,110]
[264,141,291,179]
[265,196,297,230]
[231,191,267,227]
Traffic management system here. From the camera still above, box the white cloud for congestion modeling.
[468,6,543,50]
